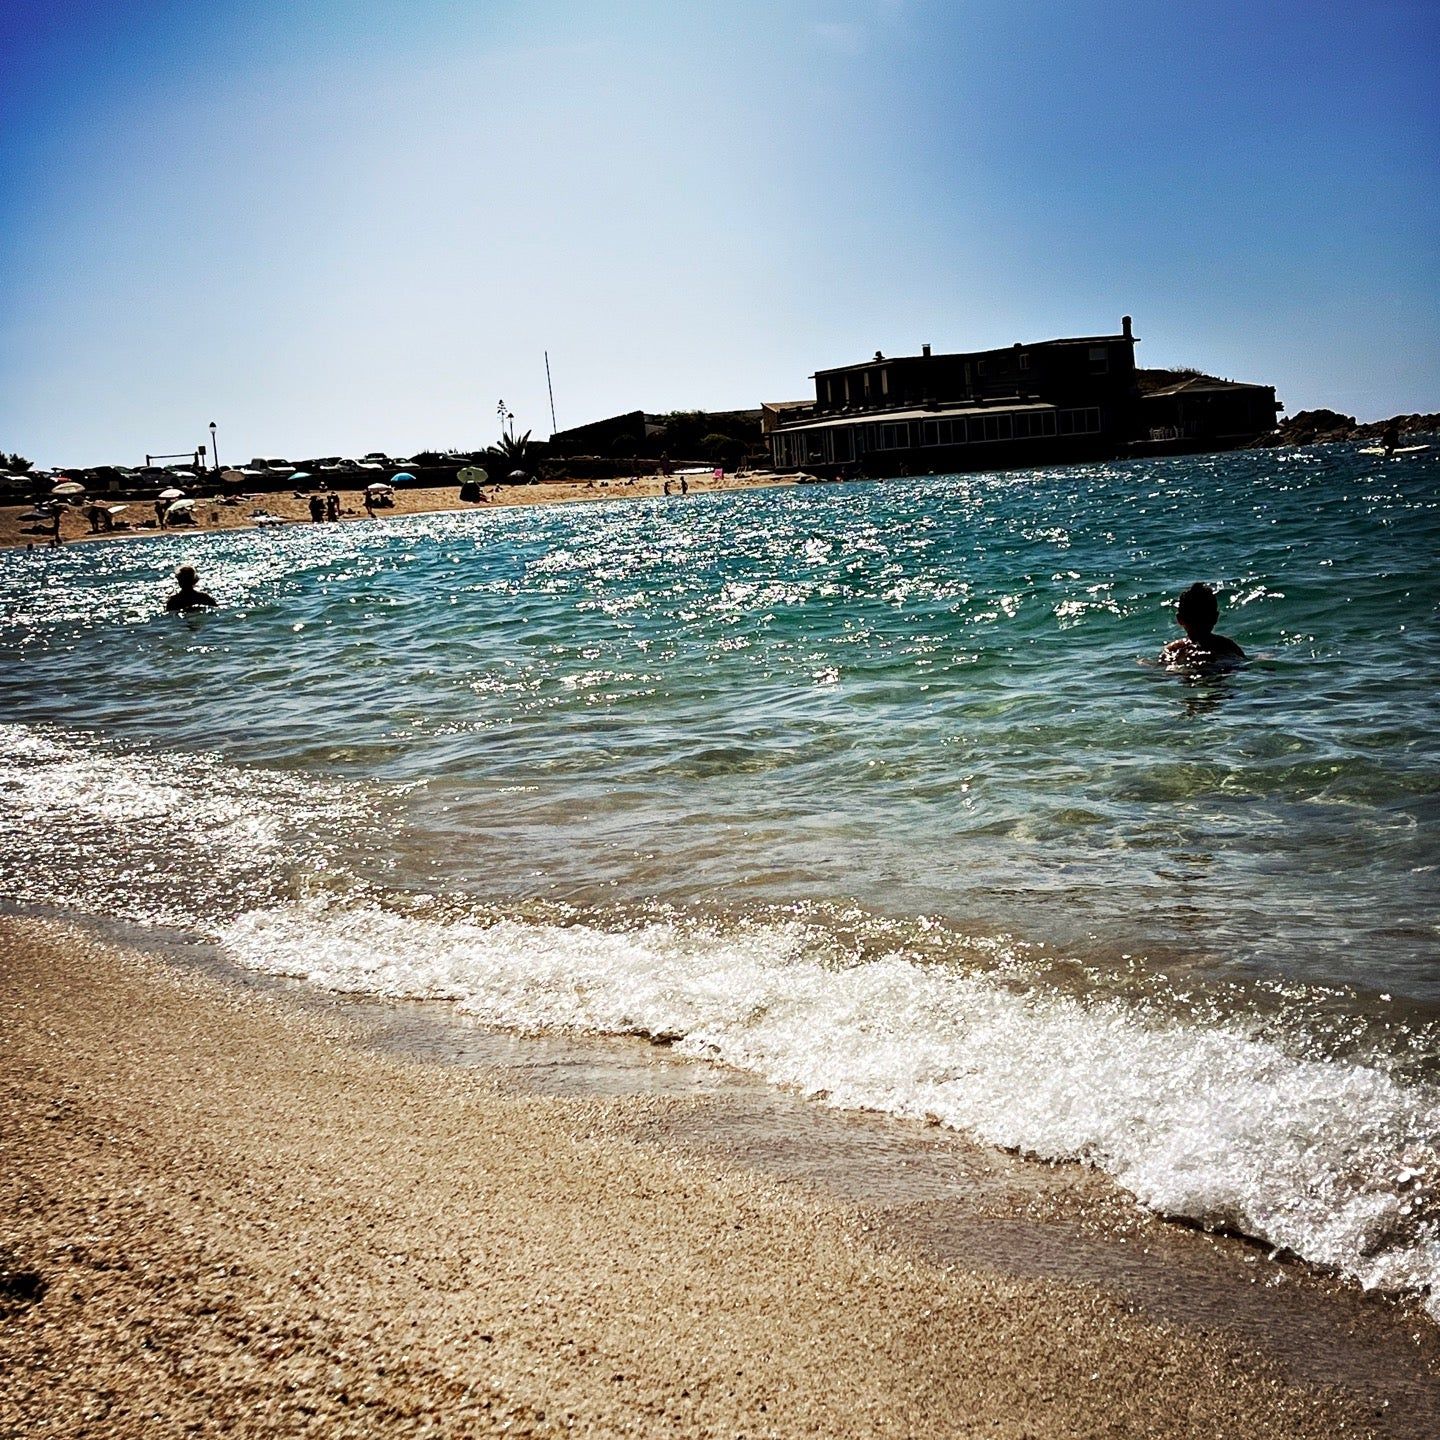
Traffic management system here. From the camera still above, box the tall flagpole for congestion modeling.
[544,351,558,435]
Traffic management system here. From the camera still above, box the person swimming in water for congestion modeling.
[165,564,218,612]
[1160,582,1244,666]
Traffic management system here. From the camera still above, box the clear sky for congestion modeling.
[2,0,1436,467]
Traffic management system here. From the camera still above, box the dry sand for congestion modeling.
[0,913,1407,1438]
[0,473,796,550]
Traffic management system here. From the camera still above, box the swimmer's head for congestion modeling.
[1175,582,1219,634]
[175,565,199,588]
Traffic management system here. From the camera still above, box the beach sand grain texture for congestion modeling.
[0,915,1383,1438]
[0,474,796,551]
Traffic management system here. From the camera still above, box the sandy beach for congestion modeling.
[0,473,797,551]
[4,912,1429,1438]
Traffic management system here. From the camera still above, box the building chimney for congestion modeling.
[922,343,931,358]
[874,350,884,361]
[1122,315,1133,340]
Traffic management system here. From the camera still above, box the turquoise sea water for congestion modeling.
[3,442,1438,1313]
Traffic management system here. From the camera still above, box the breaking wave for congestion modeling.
[218,894,1440,1319]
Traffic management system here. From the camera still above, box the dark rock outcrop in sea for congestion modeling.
[1258,408,1440,447]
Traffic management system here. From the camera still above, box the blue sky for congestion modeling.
[1,0,1435,467]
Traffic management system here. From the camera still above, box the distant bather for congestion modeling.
[1161,583,1245,667]
[166,565,217,613]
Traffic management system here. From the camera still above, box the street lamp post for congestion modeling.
[209,422,219,472]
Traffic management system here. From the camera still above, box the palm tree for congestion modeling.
[487,429,534,480]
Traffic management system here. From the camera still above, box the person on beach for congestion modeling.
[154,499,167,530]
[326,492,341,522]
[1161,583,1244,667]
[165,565,217,613]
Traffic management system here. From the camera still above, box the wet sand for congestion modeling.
[3,912,1429,1438]
[0,473,797,550]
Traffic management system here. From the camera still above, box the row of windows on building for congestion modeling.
[915,406,1102,447]
[772,407,1103,466]
[824,369,892,405]
[819,347,1114,406]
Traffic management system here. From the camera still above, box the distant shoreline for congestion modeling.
[0,471,799,552]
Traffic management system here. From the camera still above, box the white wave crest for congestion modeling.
[220,897,1440,1318]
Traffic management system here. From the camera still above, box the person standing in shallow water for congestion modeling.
[166,565,217,613]
[1161,583,1245,666]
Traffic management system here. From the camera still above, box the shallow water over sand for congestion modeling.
[2,442,1438,1315]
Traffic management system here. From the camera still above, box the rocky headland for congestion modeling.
[1263,408,1440,447]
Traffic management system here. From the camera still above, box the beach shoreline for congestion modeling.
[3,910,1434,1438]
[0,472,801,551]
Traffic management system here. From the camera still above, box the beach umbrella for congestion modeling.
[107,504,129,515]
[166,499,195,515]
[158,486,186,500]
[51,480,85,496]
[366,481,394,493]
[391,471,415,483]
[458,465,489,485]
[508,470,527,481]
[290,471,312,482]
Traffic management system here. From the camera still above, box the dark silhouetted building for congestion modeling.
[765,317,1278,473]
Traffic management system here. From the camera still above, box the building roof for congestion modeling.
[813,333,1133,377]
[775,401,1057,433]
[1142,377,1272,397]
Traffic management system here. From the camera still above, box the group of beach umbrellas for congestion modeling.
[155,485,194,518]
[39,474,414,531]
[25,478,129,526]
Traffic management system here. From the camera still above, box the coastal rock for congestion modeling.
[1263,409,1439,448]
[1273,409,1359,445]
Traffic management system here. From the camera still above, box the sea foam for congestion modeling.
[219,896,1440,1318]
